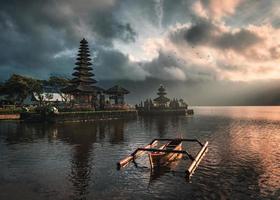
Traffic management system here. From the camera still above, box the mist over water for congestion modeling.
[98,79,280,106]
[0,107,279,199]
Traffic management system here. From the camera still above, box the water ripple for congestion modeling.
[0,107,279,199]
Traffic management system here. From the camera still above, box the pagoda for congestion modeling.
[62,38,103,108]
[153,85,170,108]
[136,84,193,115]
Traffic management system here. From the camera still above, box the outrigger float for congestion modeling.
[117,138,208,177]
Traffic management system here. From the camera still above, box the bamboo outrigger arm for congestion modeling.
[135,148,195,161]
[152,138,204,146]
[186,141,208,177]
[117,138,208,177]
[117,140,158,169]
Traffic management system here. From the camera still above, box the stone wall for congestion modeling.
[21,110,137,123]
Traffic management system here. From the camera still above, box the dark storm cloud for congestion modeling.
[142,50,217,81]
[0,0,279,106]
[184,20,216,45]
[142,50,184,80]
[117,0,195,29]
[161,0,194,27]
[88,9,137,43]
[215,30,262,51]
[170,18,262,52]
[169,19,218,46]
[0,0,136,79]
[93,46,147,80]
[117,0,159,27]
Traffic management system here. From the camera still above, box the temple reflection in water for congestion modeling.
[48,120,129,199]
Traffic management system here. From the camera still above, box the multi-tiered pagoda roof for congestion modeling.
[62,38,103,94]
[153,85,170,104]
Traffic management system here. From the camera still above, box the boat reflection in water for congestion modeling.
[149,155,183,183]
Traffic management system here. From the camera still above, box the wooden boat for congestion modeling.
[117,138,208,177]
[148,139,183,168]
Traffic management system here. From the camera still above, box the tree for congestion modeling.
[47,76,70,102]
[0,83,4,95]
[48,76,69,88]
[1,74,43,105]
[30,79,44,106]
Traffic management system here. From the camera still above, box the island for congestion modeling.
[1,38,193,123]
[136,84,194,116]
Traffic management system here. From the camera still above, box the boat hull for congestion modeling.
[148,141,183,168]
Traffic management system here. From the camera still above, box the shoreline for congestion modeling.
[0,114,20,120]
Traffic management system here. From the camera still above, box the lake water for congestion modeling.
[0,107,279,200]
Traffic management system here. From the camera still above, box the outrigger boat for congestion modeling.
[117,138,208,177]
[148,139,183,168]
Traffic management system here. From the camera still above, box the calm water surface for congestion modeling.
[0,107,279,200]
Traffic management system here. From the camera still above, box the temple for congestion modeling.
[20,38,193,123]
[106,85,129,105]
[136,85,193,115]
[62,39,131,111]
[153,85,170,108]
[62,38,103,109]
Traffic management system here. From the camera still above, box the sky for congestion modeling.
[0,0,280,105]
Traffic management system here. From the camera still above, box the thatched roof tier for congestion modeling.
[62,85,104,94]
[75,61,92,66]
[76,57,91,62]
[77,53,90,57]
[72,71,94,77]
[157,85,167,96]
[106,85,130,95]
[80,38,88,44]
[71,77,97,84]
[153,96,170,103]
[73,66,93,71]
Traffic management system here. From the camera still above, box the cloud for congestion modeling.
[0,0,137,80]
[0,0,280,85]
[183,19,216,45]
[140,49,217,81]
[93,46,148,81]
[166,18,280,81]
[225,0,280,27]
[164,67,186,81]
[215,29,262,51]
[171,19,262,52]
[141,50,187,81]
[194,0,242,20]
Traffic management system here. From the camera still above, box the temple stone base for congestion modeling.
[20,108,194,123]
[21,110,137,123]
[137,108,194,116]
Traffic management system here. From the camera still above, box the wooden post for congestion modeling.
[186,141,208,176]
[117,140,158,169]
[149,138,203,146]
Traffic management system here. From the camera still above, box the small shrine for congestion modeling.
[136,84,192,115]
[153,85,170,108]
[106,85,129,105]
